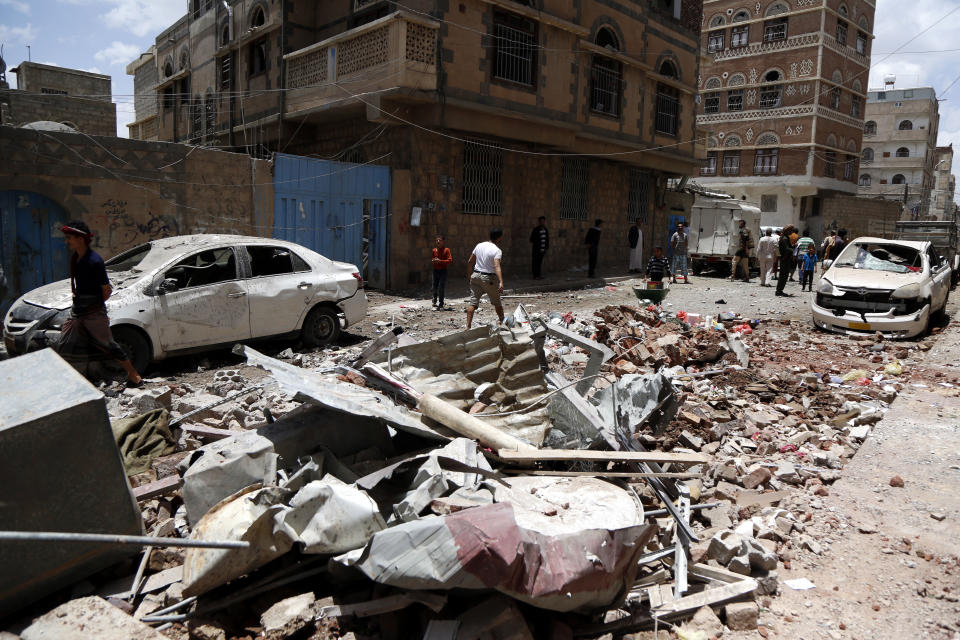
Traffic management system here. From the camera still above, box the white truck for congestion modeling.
[688,197,762,276]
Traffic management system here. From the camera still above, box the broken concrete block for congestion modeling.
[846,425,870,440]
[742,467,772,490]
[727,553,751,575]
[801,536,823,555]
[680,606,724,638]
[678,430,704,451]
[724,601,759,631]
[734,519,757,538]
[707,530,744,565]
[261,592,316,635]
[755,570,779,595]
[712,481,741,502]
[701,503,734,529]
[22,596,167,640]
[746,538,778,571]
[129,386,173,413]
[774,462,800,485]
[0,350,143,618]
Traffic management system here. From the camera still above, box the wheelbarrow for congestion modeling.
[632,280,670,304]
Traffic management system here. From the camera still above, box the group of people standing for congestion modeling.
[754,226,847,296]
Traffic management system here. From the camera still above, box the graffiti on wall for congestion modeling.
[93,199,180,250]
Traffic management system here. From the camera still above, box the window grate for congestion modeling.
[704,93,720,113]
[462,141,503,215]
[655,84,679,135]
[707,31,724,52]
[731,25,749,47]
[219,55,232,91]
[727,89,743,111]
[761,194,778,212]
[759,87,781,109]
[590,57,622,116]
[493,17,536,86]
[755,149,778,174]
[559,157,589,220]
[700,152,718,176]
[722,151,740,175]
[764,19,787,42]
[824,151,836,178]
[627,169,651,222]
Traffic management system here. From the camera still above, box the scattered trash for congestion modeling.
[784,578,817,590]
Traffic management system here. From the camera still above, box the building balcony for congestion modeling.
[284,11,439,117]
[697,104,814,125]
[712,32,821,61]
[821,34,869,67]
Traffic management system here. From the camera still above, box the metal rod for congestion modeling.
[0,531,249,549]
[643,502,722,518]
[170,382,266,427]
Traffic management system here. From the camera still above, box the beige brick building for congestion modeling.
[694,0,873,230]
[129,0,704,289]
[857,87,940,219]
[929,145,956,221]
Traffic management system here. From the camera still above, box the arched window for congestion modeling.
[659,60,679,79]
[251,5,265,28]
[727,73,746,87]
[759,70,782,109]
[852,79,862,92]
[756,132,780,146]
[892,174,906,184]
[724,135,742,147]
[590,28,623,116]
[899,120,913,130]
[826,133,837,148]
[709,14,725,28]
[896,147,910,158]
[766,2,789,16]
[831,69,843,84]
[163,61,174,78]
[830,86,842,109]
[764,3,788,42]
[179,49,189,70]
[731,12,750,47]
[655,79,680,135]
[864,120,877,135]
[838,4,848,17]
[764,70,782,82]
[221,24,230,47]
[859,174,871,187]
[861,148,874,163]
[704,77,723,90]
[732,10,750,22]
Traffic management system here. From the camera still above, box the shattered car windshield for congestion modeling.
[833,242,921,274]
[104,243,152,272]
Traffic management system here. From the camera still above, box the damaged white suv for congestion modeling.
[812,237,951,339]
[3,235,367,370]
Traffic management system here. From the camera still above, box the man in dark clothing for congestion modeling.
[529,216,549,279]
[827,229,847,262]
[775,224,796,297]
[584,219,603,278]
[730,219,753,283]
[56,220,142,385]
[646,246,671,282]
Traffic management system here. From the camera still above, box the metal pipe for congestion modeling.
[643,502,722,518]
[0,531,249,549]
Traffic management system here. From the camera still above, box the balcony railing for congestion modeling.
[284,11,438,114]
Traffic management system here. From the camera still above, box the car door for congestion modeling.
[153,246,250,351]
[928,246,951,309]
[243,245,315,337]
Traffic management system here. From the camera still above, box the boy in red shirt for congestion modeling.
[432,235,452,309]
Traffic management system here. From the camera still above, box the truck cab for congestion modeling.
[688,197,762,276]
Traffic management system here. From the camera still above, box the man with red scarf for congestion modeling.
[57,220,142,386]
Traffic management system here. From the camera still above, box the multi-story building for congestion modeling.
[130,0,703,289]
[0,61,116,135]
[694,0,874,229]
[928,145,955,221]
[126,46,159,141]
[857,87,939,218]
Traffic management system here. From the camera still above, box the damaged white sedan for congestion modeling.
[3,235,367,370]
[811,237,951,339]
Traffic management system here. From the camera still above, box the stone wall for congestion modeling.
[0,89,117,136]
[0,126,273,260]
[810,195,902,242]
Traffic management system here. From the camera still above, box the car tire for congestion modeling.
[301,305,341,346]
[691,261,703,276]
[110,326,150,373]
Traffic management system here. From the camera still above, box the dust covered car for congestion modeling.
[3,235,367,370]
[811,237,951,339]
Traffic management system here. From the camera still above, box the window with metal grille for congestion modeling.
[764,18,787,42]
[829,87,841,110]
[824,151,836,177]
[492,11,537,87]
[701,151,718,176]
[707,31,724,52]
[859,173,871,186]
[627,169,651,222]
[727,89,743,111]
[590,56,622,116]
[755,149,778,174]
[864,121,876,135]
[704,93,720,114]
[844,154,854,180]
[205,91,216,131]
[722,151,740,175]
[219,55,231,90]
[892,174,906,184]
[856,31,867,54]
[655,84,679,135]
[761,194,778,212]
[462,141,503,215]
[862,148,874,163]
[899,120,913,130]
[851,95,861,117]
[559,157,589,220]
[896,147,910,158]
[249,38,267,76]
[835,19,848,45]
[191,97,202,135]
[759,86,781,109]
[731,25,749,47]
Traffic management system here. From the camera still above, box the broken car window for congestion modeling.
[833,243,921,274]
[105,243,152,272]
[246,245,310,277]
[163,247,238,289]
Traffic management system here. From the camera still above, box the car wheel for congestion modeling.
[301,305,341,346]
[110,326,150,374]
[691,261,703,276]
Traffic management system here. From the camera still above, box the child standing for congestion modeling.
[800,244,818,292]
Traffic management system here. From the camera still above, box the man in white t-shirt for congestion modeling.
[466,228,505,329]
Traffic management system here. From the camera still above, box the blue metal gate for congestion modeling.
[0,191,72,316]
[273,154,390,289]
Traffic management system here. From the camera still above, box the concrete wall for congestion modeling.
[806,195,902,243]
[0,126,273,260]
[12,62,112,100]
[0,89,117,136]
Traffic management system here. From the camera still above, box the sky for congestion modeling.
[2,0,960,150]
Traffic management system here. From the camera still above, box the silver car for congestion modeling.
[3,235,368,370]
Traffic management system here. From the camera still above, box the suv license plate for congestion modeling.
[849,321,871,330]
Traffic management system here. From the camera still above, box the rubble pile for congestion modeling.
[4,301,951,640]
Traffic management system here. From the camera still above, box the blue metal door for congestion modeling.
[0,191,71,315]
[273,154,390,289]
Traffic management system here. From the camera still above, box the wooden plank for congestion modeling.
[181,424,237,441]
[652,577,757,615]
[501,470,703,479]
[688,562,753,585]
[497,449,711,465]
[132,475,181,501]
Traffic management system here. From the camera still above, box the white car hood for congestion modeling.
[825,267,923,290]
[22,270,145,310]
